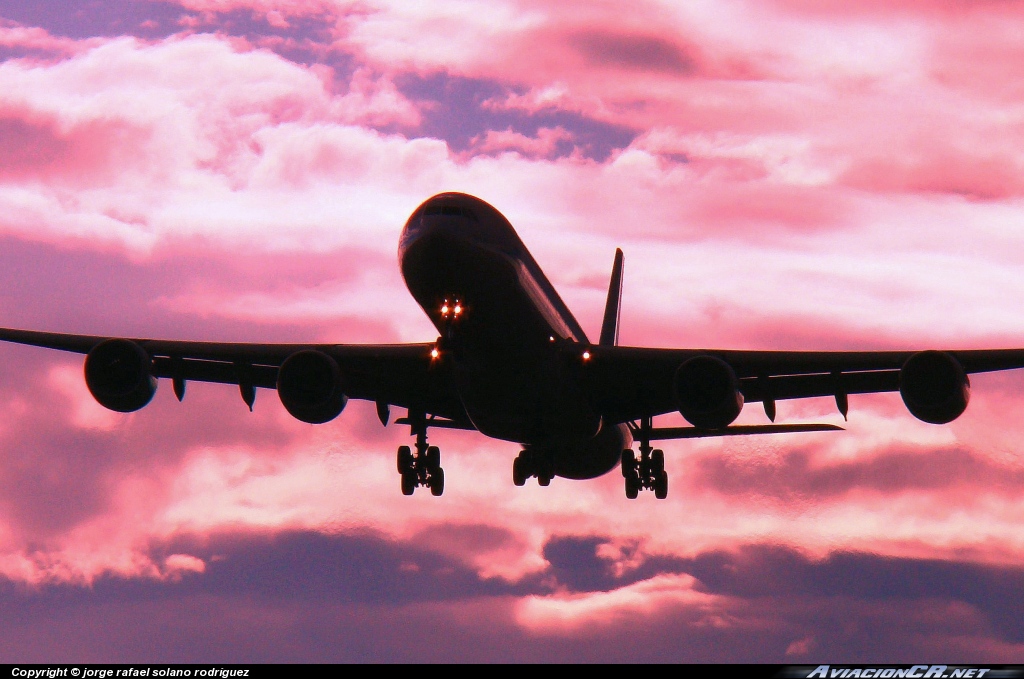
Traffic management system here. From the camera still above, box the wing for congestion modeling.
[585,344,1024,426]
[0,327,466,423]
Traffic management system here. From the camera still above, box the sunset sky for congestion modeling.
[1,0,1024,662]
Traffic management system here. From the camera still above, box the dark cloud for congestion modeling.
[0,1,334,45]
[0,531,773,661]
[543,535,619,591]
[0,529,542,662]
[0,0,183,40]
[570,30,698,74]
[4,533,1022,661]
[395,72,636,161]
[0,1,349,81]
[691,444,1024,499]
[153,530,530,603]
[680,544,1024,644]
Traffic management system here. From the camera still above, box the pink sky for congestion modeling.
[0,0,1023,662]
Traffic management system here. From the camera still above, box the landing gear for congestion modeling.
[622,416,669,499]
[397,414,445,496]
[429,467,445,496]
[512,456,528,486]
[397,445,413,474]
[512,448,554,487]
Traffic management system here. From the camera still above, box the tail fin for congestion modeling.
[599,248,624,346]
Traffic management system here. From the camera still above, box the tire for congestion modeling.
[426,445,441,470]
[625,474,639,499]
[538,474,551,487]
[654,471,668,500]
[400,471,415,496]
[621,450,635,477]
[652,449,665,474]
[512,457,527,486]
[430,467,445,496]
[397,446,413,474]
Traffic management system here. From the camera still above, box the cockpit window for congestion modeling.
[422,205,478,221]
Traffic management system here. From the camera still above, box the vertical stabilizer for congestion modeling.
[599,248,624,346]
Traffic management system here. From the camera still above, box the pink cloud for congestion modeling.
[469,126,573,159]
[0,21,95,58]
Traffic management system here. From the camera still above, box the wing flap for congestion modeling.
[739,370,900,403]
[151,357,278,389]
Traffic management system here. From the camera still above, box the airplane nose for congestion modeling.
[417,194,481,221]
[399,194,483,258]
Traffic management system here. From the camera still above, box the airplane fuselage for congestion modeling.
[399,193,630,479]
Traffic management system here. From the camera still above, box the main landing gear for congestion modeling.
[512,448,554,487]
[398,413,444,496]
[621,416,668,499]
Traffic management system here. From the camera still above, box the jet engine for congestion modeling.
[277,350,348,424]
[899,350,970,424]
[674,355,744,429]
[84,339,157,412]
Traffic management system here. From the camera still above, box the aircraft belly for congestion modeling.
[453,350,600,445]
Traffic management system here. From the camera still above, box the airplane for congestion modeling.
[0,192,1017,499]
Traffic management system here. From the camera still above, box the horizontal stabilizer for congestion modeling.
[647,422,843,440]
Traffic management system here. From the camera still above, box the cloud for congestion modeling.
[469,126,573,159]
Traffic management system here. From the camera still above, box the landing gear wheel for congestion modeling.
[621,449,636,477]
[397,445,413,474]
[400,470,415,496]
[426,445,441,470]
[538,474,551,487]
[651,449,665,475]
[512,456,527,486]
[430,467,445,496]
[654,470,668,499]
[625,473,639,499]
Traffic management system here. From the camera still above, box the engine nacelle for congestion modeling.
[674,355,744,429]
[899,350,970,424]
[84,339,157,413]
[277,350,348,424]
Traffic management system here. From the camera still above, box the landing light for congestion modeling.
[440,299,463,319]
[431,347,440,359]
[582,350,591,361]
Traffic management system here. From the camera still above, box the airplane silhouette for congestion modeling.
[0,192,1015,498]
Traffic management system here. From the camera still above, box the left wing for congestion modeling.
[0,327,466,424]
[584,344,1024,427]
